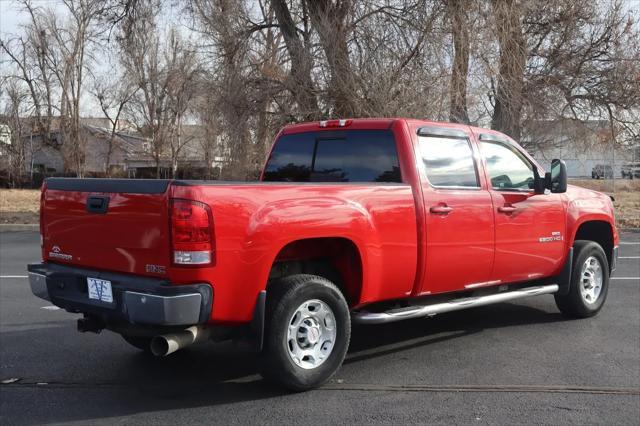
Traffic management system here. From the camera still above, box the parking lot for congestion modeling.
[1,231,638,425]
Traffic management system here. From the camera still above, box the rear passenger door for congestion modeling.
[417,127,495,295]
[478,135,566,284]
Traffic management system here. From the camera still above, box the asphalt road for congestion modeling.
[1,232,638,425]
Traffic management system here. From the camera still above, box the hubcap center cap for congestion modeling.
[306,325,320,345]
[297,318,321,347]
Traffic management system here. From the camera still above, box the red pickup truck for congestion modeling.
[29,118,619,390]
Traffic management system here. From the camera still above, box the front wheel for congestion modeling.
[555,240,610,318]
[261,274,351,391]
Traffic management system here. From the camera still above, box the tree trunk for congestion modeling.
[306,0,359,117]
[272,0,319,120]
[491,0,526,140]
[448,0,470,124]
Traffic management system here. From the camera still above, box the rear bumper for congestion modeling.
[28,263,212,326]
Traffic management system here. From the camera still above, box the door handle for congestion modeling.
[430,205,453,215]
[86,196,110,214]
[498,205,517,214]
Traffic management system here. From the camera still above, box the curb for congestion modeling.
[0,224,39,232]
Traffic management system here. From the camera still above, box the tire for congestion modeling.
[122,334,153,353]
[554,240,610,318]
[261,274,351,391]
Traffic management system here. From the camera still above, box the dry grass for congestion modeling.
[1,181,638,228]
[569,179,640,229]
[0,189,40,224]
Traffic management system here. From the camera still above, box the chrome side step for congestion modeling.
[352,284,559,325]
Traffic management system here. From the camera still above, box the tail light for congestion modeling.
[170,199,214,266]
[39,182,46,247]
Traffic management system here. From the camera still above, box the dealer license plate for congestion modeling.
[87,278,113,303]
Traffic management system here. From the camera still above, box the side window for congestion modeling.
[418,136,479,188]
[480,141,535,190]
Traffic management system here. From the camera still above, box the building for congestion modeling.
[524,119,638,178]
[3,117,219,179]
[19,118,144,176]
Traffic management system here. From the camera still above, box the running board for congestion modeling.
[352,284,559,325]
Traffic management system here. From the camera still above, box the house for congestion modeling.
[5,117,221,179]
[19,117,146,176]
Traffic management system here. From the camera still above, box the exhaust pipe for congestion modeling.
[150,325,212,357]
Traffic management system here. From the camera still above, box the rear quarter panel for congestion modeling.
[169,183,418,323]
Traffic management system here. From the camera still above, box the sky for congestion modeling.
[0,0,63,39]
[0,0,188,117]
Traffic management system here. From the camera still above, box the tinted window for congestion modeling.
[480,141,534,190]
[418,136,479,187]
[263,130,401,183]
[262,132,315,182]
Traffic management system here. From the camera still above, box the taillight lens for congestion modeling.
[40,182,46,247]
[170,199,214,265]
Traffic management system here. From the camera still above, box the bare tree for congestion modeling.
[16,0,106,176]
[490,0,526,140]
[447,0,470,124]
[2,0,638,185]
[305,0,360,117]
[120,1,203,178]
[0,82,29,186]
[0,2,57,150]
[92,74,137,176]
[272,0,319,120]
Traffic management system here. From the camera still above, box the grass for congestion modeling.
[1,180,638,228]
[0,189,40,224]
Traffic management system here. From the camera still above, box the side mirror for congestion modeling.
[547,159,567,193]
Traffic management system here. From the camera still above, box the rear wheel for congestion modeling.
[555,240,610,318]
[261,274,351,391]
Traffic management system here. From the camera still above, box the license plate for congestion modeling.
[87,278,113,303]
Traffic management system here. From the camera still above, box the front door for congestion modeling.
[417,131,495,295]
[478,138,566,284]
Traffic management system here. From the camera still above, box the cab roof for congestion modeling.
[280,118,510,141]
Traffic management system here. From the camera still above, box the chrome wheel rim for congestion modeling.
[580,256,603,305]
[286,299,337,370]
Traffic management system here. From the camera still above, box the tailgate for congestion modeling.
[41,178,171,277]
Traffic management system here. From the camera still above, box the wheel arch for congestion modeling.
[571,220,614,270]
[265,237,364,307]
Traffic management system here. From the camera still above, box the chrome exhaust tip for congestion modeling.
[150,325,211,357]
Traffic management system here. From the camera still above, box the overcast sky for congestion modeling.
[0,0,188,116]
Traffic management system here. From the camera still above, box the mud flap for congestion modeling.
[556,247,574,296]
[250,291,266,352]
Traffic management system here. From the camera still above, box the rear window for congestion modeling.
[263,130,401,183]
